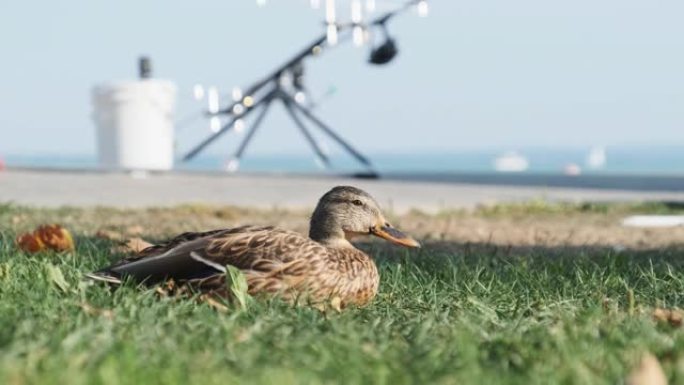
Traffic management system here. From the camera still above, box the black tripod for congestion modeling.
[182,0,423,177]
[183,64,376,176]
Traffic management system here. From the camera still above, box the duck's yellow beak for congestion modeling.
[370,223,421,248]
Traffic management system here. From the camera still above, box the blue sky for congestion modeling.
[1,0,683,157]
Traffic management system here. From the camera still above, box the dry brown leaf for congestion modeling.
[626,352,668,385]
[125,237,154,253]
[125,225,144,235]
[311,297,343,313]
[155,286,169,297]
[95,229,123,241]
[199,294,229,313]
[653,308,683,327]
[16,224,74,253]
[80,302,114,319]
[11,215,24,225]
[233,328,252,343]
[330,296,343,313]
[112,237,154,254]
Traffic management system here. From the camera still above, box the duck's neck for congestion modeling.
[309,215,355,249]
[318,237,356,249]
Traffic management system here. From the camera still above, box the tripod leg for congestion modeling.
[234,99,273,159]
[286,95,374,170]
[224,98,274,173]
[281,99,330,167]
[182,89,275,161]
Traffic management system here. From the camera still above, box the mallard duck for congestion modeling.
[87,186,419,309]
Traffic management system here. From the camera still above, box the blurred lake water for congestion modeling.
[5,146,683,176]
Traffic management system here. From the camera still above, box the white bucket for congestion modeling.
[92,80,177,171]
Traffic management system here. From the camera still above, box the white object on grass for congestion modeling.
[622,215,684,228]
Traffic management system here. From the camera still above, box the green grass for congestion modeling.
[2,206,684,384]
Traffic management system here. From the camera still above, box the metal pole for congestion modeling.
[281,97,330,167]
[286,94,373,169]
[233,98,274,160]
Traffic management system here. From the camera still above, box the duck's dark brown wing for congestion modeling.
[136,229,229,258]
[86,225,326,286]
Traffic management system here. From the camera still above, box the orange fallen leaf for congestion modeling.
[16,232,44,253]
[653,307,683,327]
[16,224,74,253]
[626,352,667,385]
[34,225,74,252]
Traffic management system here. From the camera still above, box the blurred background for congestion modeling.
[1,0,683,176]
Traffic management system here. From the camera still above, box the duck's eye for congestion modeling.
[351,199,364,206]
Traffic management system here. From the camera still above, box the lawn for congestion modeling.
[1,202,684,384]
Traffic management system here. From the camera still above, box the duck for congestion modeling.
[87,186,420,309]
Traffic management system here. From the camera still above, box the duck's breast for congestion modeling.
[320,248,379,307]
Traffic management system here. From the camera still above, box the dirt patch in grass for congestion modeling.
[2,201,683,250]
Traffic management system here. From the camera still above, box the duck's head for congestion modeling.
[309,186,420,248]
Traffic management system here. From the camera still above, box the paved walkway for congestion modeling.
[1,169,684,213]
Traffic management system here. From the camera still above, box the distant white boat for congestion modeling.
[493,151,529,172]
[563,163,582,176]
[586,146,607,169]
